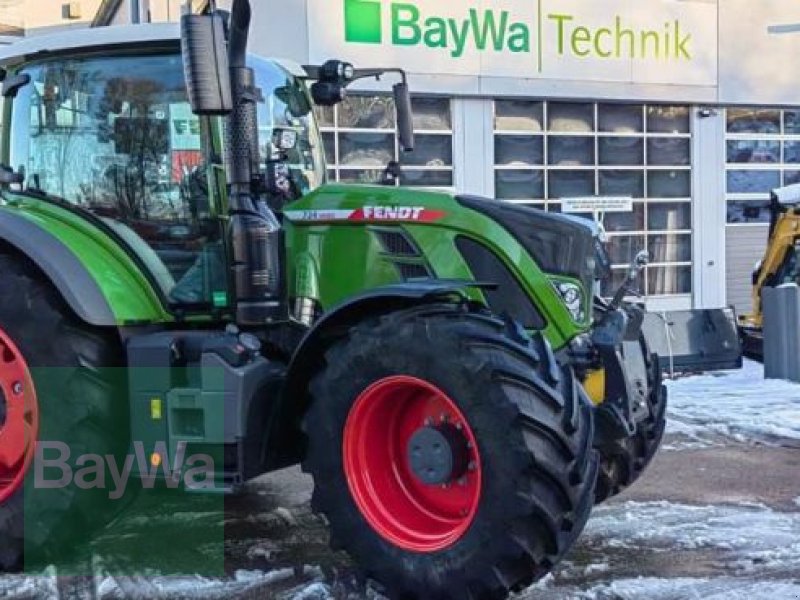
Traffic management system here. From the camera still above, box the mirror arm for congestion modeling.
[350,68,408,85]
[302,65,408,87]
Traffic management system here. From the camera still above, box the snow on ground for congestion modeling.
[2,567,330,600]
[665,359,800,446]
[0,568,57,599]
[526,577,800,600]
[518,500,800,599]
[582,501,800,574]
[96,568,300,599]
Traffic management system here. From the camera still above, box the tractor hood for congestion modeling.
[284,185,597,294]
[456,195,597,293]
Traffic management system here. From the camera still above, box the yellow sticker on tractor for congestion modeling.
[150,397,163,420]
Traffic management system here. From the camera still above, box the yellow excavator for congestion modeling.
[738,183,800,360]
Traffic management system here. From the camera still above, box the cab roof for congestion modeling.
[0,23,307,77]
[0,24,180,67]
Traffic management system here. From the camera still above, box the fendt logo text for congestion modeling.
[343,0,693,62]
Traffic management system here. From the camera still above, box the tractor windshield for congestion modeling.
[6,50,326,308]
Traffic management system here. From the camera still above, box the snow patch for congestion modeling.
[88,567,298,599]
[578,577,800,600]
[584,501,800,573]
[666,360,800,444]
[277,582,332,599]
[0,569,58,600]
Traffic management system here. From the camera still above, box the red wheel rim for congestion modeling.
[343,376,482,552]
[0,327,38,503]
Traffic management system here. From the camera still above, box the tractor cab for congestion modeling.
[0,25,326,308]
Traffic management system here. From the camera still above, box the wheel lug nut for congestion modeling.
[468,461,477,472]
[458,477,467,487]
[11,382,22,396]
[440,413,448,422]
[424,418,433,426]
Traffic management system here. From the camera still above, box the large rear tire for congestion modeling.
[0,254,126,569]
[594,336,667,503]
[303,304,598,599]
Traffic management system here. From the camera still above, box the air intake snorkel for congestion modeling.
[224,0,284,325]
[181,0,284,324]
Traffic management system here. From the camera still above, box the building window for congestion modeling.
[725,108,800,224]
[316,96,453,189]
[493,101,692,298]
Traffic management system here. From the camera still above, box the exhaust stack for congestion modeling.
[223,0,285,324]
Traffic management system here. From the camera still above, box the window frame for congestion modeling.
[317,95,455,190]
[493,100,694,298]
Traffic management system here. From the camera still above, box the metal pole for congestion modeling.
[763,284,800,382]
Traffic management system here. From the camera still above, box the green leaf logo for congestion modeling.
[344,0,382,44]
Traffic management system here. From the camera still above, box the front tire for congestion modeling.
[594,336,667,503]
[303,304,598,599]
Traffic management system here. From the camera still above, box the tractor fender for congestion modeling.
[264,281,481,471]
[0,210,116,326]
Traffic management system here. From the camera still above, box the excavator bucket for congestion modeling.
[642,308,743,376]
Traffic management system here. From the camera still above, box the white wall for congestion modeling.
[91,0,800,107]
[719,0,800,105]
[692,108,728,310]
[1,0,104,32]
[144,0,181,23]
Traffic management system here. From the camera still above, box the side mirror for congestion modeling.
[180,12,233,115]
[393,82,414,152]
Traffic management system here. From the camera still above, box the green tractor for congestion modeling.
[0,1,666,597]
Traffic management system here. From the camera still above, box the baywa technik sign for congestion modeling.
[309,0,718,86]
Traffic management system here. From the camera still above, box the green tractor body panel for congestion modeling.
[0,195,172,325]
[285,184,590,350]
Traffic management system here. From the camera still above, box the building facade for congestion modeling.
[0,0,103,35]
[94,0,800,313]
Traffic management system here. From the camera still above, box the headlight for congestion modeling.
[553,280,586,323]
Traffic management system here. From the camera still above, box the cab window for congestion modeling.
[9,52,226,307]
